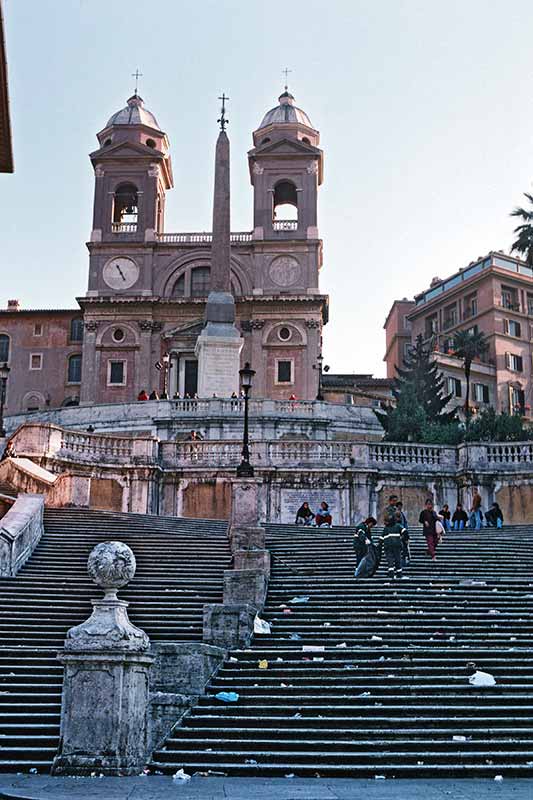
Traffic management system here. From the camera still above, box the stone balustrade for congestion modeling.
[156,231,253,244]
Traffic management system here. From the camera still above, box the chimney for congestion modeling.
[7,299,20,312]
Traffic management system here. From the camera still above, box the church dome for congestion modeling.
[259,91,314,129]
[106,94,161,129]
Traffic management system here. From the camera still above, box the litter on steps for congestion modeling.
[254,615,271,634]
[468,670,497,687]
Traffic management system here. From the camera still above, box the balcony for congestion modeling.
[156,232,253,244]
[111,223,137,234]
[272,220,298,232]
[500,298,521,312]
[442,316,457,331]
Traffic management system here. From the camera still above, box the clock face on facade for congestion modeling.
[102,257,140,291]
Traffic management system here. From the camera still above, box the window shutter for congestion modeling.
[482,385,489,403]
[516,322,521,338]
[517,355,523,372]
[504,319,509,334]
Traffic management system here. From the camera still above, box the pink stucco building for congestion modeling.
[384,251,533,417]
[1,88,329,414]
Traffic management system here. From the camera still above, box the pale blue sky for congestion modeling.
[2,0,533,376]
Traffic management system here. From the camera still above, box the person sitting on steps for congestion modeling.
[295,502,315,526]
[314,501,332,528]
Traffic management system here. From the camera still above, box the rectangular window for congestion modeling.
[447,377,462,398]
[33,323,42,336]
[425,314,438,337]
[403,315,411,331]
[501,285,519,311]
[276,360,293,384]
[108,360,126,386]
[67,354,82,384]
[505,319,521,338]
[506,353,524,372]
[443,303,457,330]
[528,293,533,316]
[70,318,84,342]
[474,383,490,403]
[29,353,42,370]
[464,293,478,319]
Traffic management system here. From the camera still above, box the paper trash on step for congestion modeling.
[172,769,192,782]
[468,670,496,687]
[254,615,271,635]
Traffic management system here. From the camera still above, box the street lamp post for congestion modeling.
[313,354,330,401]
[155,353,172,400]
[236,362,255,478]
[0,363,10,438]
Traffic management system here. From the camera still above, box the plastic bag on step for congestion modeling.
[289,595,310,604]
[254,615,271,635]
[172,769,192,782]
[468,670,496,687]
[215,691,239,703]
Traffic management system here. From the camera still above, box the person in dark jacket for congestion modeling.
[485,502,504,529]
[452,503,468,531]
[419,499,442,561]
[378,513,405,578]
[395,500,410,566]
[295,502,315,526]
[353,516,377,568]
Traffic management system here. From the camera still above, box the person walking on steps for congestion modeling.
[419,498,443,561]
[353,516,377,570]
[452,502,468,530]
[378,512,406,579]
[469,488,484,530]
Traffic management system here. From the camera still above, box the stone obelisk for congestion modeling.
[195,95,243,397]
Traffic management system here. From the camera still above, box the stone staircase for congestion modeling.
[0,508,229,773]
[151,523,533,778]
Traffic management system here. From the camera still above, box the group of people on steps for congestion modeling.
[353,490,505,579]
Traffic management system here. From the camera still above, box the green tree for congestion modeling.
[383,383,427,442]
[510,193,533,265]
[451,329,489,423]
[376,334,454,433]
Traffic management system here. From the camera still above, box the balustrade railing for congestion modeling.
[486,443,533,464]
[60,430,133,460]
[272,220,298,231]
[111,223,137,233]
[156,232,252,244]
[369,443,443,465]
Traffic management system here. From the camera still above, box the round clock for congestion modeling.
[102,257,139,291]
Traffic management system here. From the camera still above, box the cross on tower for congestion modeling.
[218,93,229,131]
[282,67,292,91]
[131,68,143,95]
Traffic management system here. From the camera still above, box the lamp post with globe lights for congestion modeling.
[236,362,255,478]
[313,354,330,401]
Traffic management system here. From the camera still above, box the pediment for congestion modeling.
[250,138,320,157]
[163,319,205,339]
[90,141,163,161]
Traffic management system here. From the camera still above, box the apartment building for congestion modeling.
[384,252,533,417]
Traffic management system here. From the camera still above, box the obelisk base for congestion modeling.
[195,333,243,398]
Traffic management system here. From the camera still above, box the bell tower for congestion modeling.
[248,89,323,243]
[89,93,173,247]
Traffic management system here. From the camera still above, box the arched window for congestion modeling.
[191,267,210,297]
[301,137,311,145]
[112,183,139,227]
[273,180,298,222]
[25,394,42,412]
[261,137,271,145]
[63,396,80,407]
[0,334,9,363]
[70,318,84,342]
[68,354,82,384]
[172,274,186,297]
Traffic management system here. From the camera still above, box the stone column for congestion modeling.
[52,541,153,776]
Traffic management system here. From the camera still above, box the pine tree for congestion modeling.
[376,334,454,433]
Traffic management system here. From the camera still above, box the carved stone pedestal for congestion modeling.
[52,541,153,776]
[229,525,266,554]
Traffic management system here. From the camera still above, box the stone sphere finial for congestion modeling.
[88,541,136,598]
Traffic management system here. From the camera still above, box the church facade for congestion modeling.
[1,89,328,415]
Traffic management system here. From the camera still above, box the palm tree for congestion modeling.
[452,330,489,423]
[510,193,533,265]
